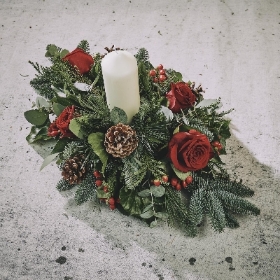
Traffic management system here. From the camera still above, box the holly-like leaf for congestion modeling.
[60,49,69,58]
[40,152,59,171]
[53,103,66,116]
[150,186,165,197]
[88,132,108,173]
[119,187,143,216]
[171,164,191,181]
[45,44,59,58]
[110,107,128,125]
[51,138,70,154]
[26,125,51,143]
[24,109,49,126]
[69,119,84,139]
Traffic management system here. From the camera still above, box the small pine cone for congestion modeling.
[61,154,86,184]
[104,123,138,158]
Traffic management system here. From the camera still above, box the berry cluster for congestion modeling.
[211,141,223,154]
[93,170,119,210]
[149,64,167,83]
[152,175,193,191]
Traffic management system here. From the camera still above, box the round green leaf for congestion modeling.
[150,186,165,197]
[138,189,151,198]
[24,109,49,126]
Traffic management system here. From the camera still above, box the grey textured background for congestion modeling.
[1,0,280,279]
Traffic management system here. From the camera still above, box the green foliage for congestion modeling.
[75,172,96,205]
[77,40,90,53]
[25,41,260,236]
[57,178,74,191]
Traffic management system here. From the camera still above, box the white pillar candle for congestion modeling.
[101,50,140,123]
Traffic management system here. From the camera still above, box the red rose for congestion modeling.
[168,131,212,172]
[166,82,196,113]
[62,48,94,74]
[56,105,76,138]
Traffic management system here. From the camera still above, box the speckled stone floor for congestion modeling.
[1,1,280,279]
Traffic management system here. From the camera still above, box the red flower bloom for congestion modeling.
[47,121,60,137]
[168,131,212,172]
[62,48,94,74]
[166,82,196,113]
[55,106,76,138]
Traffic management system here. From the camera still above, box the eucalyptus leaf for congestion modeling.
[24,109,49,126]
[53,103,66,116]
[88,132,108,173]
[138,189,151,198]
[154,212,168,220]
[36,97,50,109]
[140,209,154,219]
[40,152,59,171]
[69,119,84,139]
[60,49,69,58]
[171,164,191,181]
[142,204,153,213]
[160,106,173,121]
[26,126,51,143]
[150,186,165,197]
[110,107,128,125]
[150,220,158,228]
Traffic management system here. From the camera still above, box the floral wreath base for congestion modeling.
[24,41,260,236]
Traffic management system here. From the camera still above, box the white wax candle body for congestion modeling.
[101,51,140,123]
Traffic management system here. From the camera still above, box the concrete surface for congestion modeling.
[1,0,280,279]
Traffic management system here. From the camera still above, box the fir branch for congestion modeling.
[205,190,227,232]
[57,178,75,191]
[77,40,90,53]
[166,186,196,236]
[224,212,239,228]
[74,172,96,205]
[188,188,205,228]
[215,190,260,216]
[62,140,86,161]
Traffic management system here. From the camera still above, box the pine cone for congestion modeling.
[104,123,138,158]
[61,154,86,184]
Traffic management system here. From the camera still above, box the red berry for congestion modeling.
[217,143,223,150]
[159,75,166,82]
[159,69,165,75]
[171,178,178,187]
[109,204,116,210]
[153,77,158,83]
[149,69,156,77]
[95,179,102,187]
[93,170,101,178]
[175,183,181,191]
[181,180,187,188]
[157,64,163,70]
[103,186,108,193]
[162,175,169,183]
[153,179,161,186]
[108,197,115,205]
[212,141,220,147]
[186,176,193,185]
